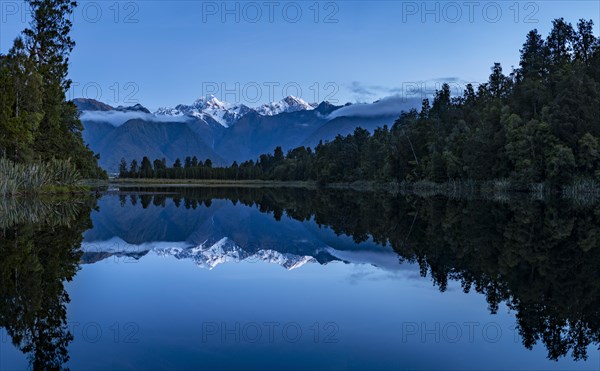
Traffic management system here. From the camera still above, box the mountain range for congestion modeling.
[80,195,403,271]
[75,95,420,172]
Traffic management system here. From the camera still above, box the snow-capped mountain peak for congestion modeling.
[255,96,316,116]
[192,95,227,110]
[154,105,185,117]
[82,236,318,270]
[154,95,317,127]
[148,237,316,270]
[155,95,251,128]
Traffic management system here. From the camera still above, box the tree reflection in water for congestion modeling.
[0,197,96,370]
[1,187,598,368]
[118,186,600,361]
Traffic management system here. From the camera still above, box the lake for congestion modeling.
[0,187,598,370]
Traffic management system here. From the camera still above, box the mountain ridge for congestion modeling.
[75,96,420,172]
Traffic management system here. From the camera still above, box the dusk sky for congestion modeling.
[1,1,598,110]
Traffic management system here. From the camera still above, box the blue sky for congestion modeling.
[1,1,598,111]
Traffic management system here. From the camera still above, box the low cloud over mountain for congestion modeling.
[328,95,421,119]
[76,95,418,172]
[80,110,193,127]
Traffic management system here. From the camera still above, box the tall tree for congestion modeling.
[0,37,43,161]
[20,0,104,177]
[118,158,128,178]
[546,18,575,67]
[129,159,138,177]
[573,19,597,65]
[140,156,153,177]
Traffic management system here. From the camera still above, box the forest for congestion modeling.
[1,3,598,193]
[0,0,106,196]
[126,18,600,191]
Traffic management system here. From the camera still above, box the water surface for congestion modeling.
[0,188,598,370]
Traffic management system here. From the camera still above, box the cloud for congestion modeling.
[434,76,461,83]
[80,110,192,127]
[347,78,480,104]
[348,81,379,100]
[348,81,399,102]
[82,237,192,253]
[327,95,422,120]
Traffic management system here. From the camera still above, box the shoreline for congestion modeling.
[2,178,598,205]
[101,177,600,191]
[102,178,319,188]
[100,179,400,192]
[91,178,600,201]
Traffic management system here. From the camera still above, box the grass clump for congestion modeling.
[0,158,82,196]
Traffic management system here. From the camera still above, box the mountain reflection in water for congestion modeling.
[0,187,598,370]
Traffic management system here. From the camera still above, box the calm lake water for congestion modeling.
[0,187,598,370]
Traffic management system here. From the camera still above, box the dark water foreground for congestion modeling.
[0,188,598,370]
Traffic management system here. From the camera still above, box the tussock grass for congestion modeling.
[0,158,81,196]
[0,197,86,228]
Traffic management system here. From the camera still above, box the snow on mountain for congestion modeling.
[156,237,317,270]
[154,95,317,126]
[255,96,316,116]
[82,236,317,270]
[155,95,252,128]
[153,106,184,116]
[197,96,253,127]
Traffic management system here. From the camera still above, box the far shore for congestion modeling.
[94,178,399,192]
[78,178,600,201]
[103,178,320,189]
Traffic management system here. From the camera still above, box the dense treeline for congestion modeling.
[128,19,599,190]
[0,0,105,181]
